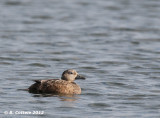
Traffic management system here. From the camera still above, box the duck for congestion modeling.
[28,69,85,94]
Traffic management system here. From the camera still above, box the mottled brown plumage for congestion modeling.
[28,69,85,94]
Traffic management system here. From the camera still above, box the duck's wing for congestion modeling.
[32,79,59,83]
[29,79,81,94]
[29,79,60,93]
[40,80,81,94]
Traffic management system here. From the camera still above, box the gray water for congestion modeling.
[0,0,160,117]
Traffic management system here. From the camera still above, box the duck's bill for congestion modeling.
[75,74,86,80]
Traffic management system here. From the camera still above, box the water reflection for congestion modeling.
[59,95,79,102]
[32,93,79,102]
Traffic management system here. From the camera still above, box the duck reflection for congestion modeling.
[58,94,79,101]
[32,93,79,102]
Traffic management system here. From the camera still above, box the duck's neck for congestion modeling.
[61,77,71,82]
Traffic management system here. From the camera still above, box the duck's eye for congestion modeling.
[68,72,73,74]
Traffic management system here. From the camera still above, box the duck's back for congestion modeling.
[28,79,81,94]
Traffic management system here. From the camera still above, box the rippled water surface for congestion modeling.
[0,0,160,117]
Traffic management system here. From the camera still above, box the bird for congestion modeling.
[28,69,85,95]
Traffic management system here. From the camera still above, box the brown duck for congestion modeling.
[28,69,85,94]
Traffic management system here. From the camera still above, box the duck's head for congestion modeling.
[61,69,85,82]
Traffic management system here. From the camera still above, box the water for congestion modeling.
[0,0,160,117]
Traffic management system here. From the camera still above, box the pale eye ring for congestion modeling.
[68,72,73,74]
